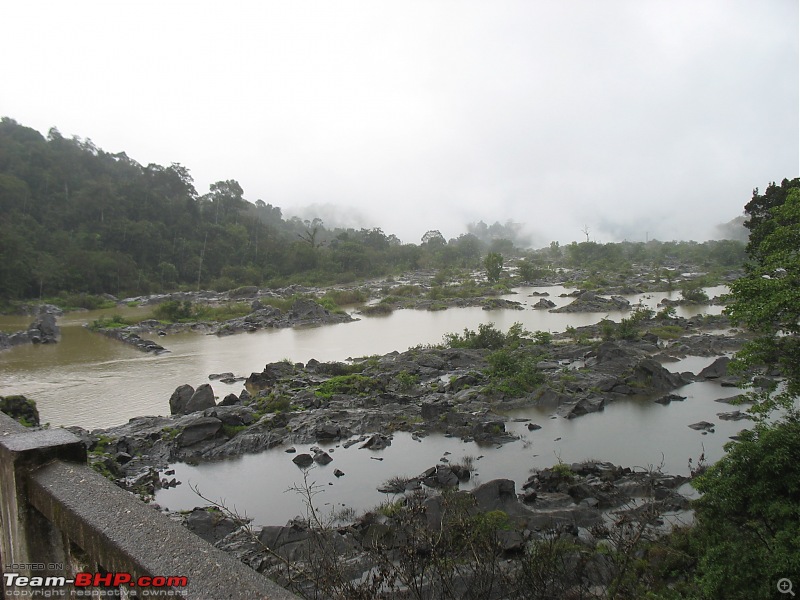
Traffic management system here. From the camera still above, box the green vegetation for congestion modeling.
[315,374,377,399]
[444,322,527,350]
[152,300,252,323]
[89,313,130,330]
[394,370,419,392]
[484,251,504,283]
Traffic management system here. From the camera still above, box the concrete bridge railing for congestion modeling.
[0,411,298,599]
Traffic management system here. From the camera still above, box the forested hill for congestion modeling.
[0,117,479,299]
[1,117,748,302]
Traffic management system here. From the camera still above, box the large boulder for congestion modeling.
[698,356,731,379]
[184,384,216,414]
[169,384,195,415]
[176,416,223,447]
[28,312,60,344]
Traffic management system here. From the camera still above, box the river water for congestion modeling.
[0,286,739,526]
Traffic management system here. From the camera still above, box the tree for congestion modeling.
[689,417,800,599]
[725,186,800,415]
[484,252,503,283]
[681,179,800,599]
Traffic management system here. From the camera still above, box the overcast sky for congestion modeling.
[2,1,798,246]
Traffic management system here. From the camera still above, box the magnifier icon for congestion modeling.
[779,578,795,596]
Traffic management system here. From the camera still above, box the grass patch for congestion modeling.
[316,374,378,398]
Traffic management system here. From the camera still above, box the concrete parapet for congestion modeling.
[0,412,298,599]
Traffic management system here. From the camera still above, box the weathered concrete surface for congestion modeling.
[29,460,299,599]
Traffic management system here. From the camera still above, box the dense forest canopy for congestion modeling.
[0,118,747,301]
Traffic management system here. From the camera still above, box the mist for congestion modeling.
[1,1,796,246]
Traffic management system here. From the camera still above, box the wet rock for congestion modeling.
[219,393,240,406]
[185,383,216,414]
[176,416,223,447]
[472,479,517,512]
[334,469,345,478]
[209,372,235,381]
[315,423,342,440]
[533,298,556,309]
[557,396,605,419]
[292,453,314,468]
[169,384,195,415]
[360,434,391,450]
[203,405,255,426]
[185,507,241,544]
[717,410,752,421]
[421,399,451,421]
[551,292,631,313]
[698,356,731,379]
[654,393,687,405]
[313,450,333,465]
[688,421,715,432]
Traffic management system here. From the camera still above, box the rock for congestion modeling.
[557,396,605,419]
[472,479,517,512]
[551,292,631,313]
[28,312,60,344]
[169,384,195,415]
[209,372,235,381]
[258,523,312,561]
[0,395,40,427]
[334,469,345,478]
[219,393,240,406]
[185,383,216,414]
[184,507,240,544]
[688,421,715,432]
[698,356,731,379]
[527,423,542,431]
[435,465,459,487]
[313,450,333,465]
[717,410,752,421]
[315,423,341,440]
[421,400,450,421]
[176,416,223,447]
[533,298,556,309]
[360,434,391,450]
[654,393,687,405]
[292,453,314,468]
[203,405,255,426]
[245,361,296,392]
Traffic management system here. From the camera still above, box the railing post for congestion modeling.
[0,413,86,583]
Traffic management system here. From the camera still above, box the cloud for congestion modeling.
[1,0,796,247]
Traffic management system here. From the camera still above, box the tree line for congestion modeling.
[0,117,746,302]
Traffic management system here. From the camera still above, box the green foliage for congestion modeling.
[322,288,367,306]
[485,348,546,397]
[680,280,710,303]
[316,374,377,398]
[549,462,575,481]
[253,393,293,417]
[484,252,504,283]
[394,370,419,392]
[689,417,800,599]
[726,186,800,414]
[532,330,552,345]
[153,300,195,322]
[89,314,129,330]
[647,324,684,340]
[655,305,677,320]
[444,322,527,350]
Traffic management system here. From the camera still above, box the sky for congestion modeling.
[2,1,798,247]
